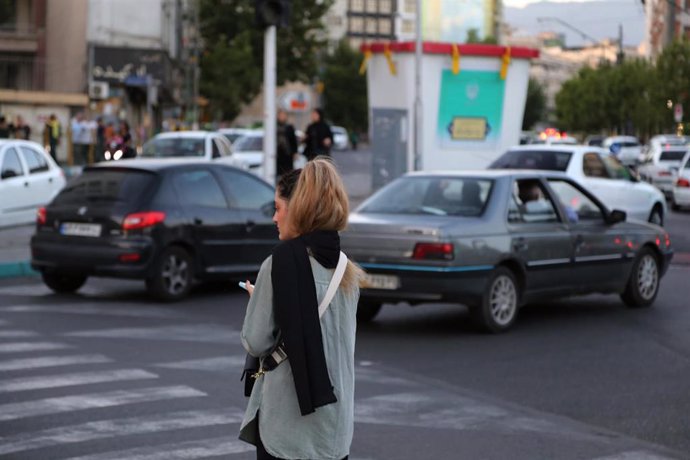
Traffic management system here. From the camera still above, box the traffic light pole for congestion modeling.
[262,25,277,184]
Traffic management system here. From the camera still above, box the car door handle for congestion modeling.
[245,220,256,232]
[24,181,29,187]
[513,237,528,251]
[193,218,203,225]
[574,234,585,249]
[48,177,53,183]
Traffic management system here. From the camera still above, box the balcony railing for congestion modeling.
[0,55,45,91]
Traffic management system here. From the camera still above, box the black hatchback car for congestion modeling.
[31,160,278,300]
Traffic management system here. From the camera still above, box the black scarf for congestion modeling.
[271,230,340,415]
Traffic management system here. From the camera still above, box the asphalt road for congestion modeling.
[0,149,688,459]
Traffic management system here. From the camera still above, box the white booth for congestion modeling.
[362,42,539,189]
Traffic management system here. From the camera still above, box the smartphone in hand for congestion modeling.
[238,281,248,291]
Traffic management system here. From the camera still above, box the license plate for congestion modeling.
[60,222,102,237]
[363,274,400,290]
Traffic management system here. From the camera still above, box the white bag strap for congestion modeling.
[318,251,348,317]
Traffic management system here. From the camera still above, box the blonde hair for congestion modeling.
[287,157,364,291]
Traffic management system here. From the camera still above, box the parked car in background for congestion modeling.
[218,127,257,145]
[0,139,66,227]
[671,151,690,210]
[342,170,672,332]
[602,135,642,166]
[584,135,605,147]
[232,131,264,173]
[31,160,278,300]
[637,143,688,197]
[140,131,248,170]
[530,135,578,146]
[331,126,350,150]
[489,145,667,225]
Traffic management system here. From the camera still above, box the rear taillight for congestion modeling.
[676,178,690,188]
[412,243,454,260]
[122,211,166,230]
[36,207,46,226]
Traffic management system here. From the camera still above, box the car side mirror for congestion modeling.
[1,170,18,180]
[607,209,626,225]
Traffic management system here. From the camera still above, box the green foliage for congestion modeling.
[198,0,333,121]
[465,28,497,44]
[522,78,546,130]
[322,41,368,133]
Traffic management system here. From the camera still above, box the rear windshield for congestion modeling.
[52,170,156,206]
[141,137,205,158]
[359,176,493,217]
[659,150,687,161]
[490,150,572,172]
[233,136,263,152]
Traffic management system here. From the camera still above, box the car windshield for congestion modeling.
[222,133,243,144]
[659,149,687,161]
[359,176,493,217]
[234,136,263,152]
[53,170,156,206]
[489,150,572,172]
[141,137,205,158]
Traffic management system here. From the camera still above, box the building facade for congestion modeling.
[645,0,690,59]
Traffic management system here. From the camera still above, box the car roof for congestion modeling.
[604,135,639,142]
[150,131,215,140]
[507,144,606,155]
[405,169,570,180]
[85,158,226,172]
[0,139,46,149]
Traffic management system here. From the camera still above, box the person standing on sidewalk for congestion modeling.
[276,109,298,178]
[0,116,10,138]
[71,113,92,165]
[303,108,333,161]
[43,114,61,163]
[239,159,362,460]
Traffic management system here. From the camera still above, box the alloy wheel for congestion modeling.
[489,275,517,326]
[636,254,658,300]
[161,254,189,296]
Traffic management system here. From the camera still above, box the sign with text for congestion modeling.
[92,46,171,85]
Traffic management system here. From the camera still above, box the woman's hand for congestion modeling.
[245,280,254,297]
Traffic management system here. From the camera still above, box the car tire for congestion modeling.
[471,267,519,333]
[41,272,87,293]
[357,301,382,323]
[146,246,194,301]
[648,205,663,226]
[621,247,660,308]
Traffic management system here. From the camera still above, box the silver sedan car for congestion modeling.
[342,170,673,333]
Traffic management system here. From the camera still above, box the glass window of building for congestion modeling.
[404,0,417,13]
[351,0,364,12]
[379,18,392,35]
[366,0,377,13]
[402,19,415,34]
[366,17,378,34]
[380,0,393,13]
[350,17,364,33]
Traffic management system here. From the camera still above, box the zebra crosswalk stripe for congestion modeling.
[65,437,254,460]
[0,330,39,338]
[0,409,245,456]
[0,341,72,353]
[0,304,187,319]
[0,368,158,394]
[0,354,112,371]
[0,385,206,422]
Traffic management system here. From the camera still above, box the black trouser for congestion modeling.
[256,415,348,460]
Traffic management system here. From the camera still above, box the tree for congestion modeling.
[522,78,546,130]
[198,0,333,121]
[655,40,690,131]
[465,28,497,44]
[322,41,368,134]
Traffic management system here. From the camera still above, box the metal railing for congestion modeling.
[0,55,45,91]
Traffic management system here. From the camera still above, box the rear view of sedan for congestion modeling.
[342,171,673,333]
[31,160,278,300]
[671,151,690,210]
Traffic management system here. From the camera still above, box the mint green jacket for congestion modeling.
[239,256,359,460]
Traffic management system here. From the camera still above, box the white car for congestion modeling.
[637,142,687,197]
[232,131,264,172]
[671,151,690,210]
[602,135,642,166]
[331,126,350,150]
[0,139,66,227]
[490,145,668,225]
[217,127,257,146]
[139,131,247,169]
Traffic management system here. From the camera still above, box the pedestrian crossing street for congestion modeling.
[0,288,682,459]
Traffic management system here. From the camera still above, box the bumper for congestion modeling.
[673,187,690,206]
[660,249,673,276]
[31,234,157,279]
[358,262,494,306]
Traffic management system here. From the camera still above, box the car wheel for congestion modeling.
[472,267,519,333]
[41,272,87,293]
[357,301,382,323]
[648,205,663,226]
[621,247,660,308]
[146,246,193,301]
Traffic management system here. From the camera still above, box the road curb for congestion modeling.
[0,260,38,279]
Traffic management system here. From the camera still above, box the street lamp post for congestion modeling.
[414,0,423,171]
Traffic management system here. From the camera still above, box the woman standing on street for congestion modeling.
[239,159,362,460]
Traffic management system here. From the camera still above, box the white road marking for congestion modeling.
[0,330,39,338]
[66,437,254,460]
[0,368,158,393]
[590,451,677,460]
[156,356,246,372]
[0,354,112,371]
[0,409,245,456]
[0,385,206,422]
[0,304,187,319]
[0,341,71,353]
[65,324,241,343]
[0,319,12,326]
